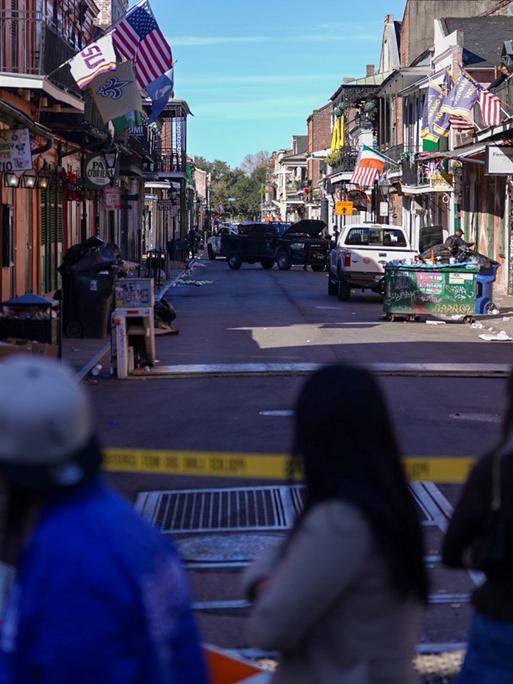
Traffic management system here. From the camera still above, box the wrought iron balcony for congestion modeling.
[147,148,187,175]
[0,10,79,92]
[327,146,359,174]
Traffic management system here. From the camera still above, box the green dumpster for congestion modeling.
[384,264,479,319]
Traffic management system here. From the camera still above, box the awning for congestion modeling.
[144,181,172,189]
[0,98,53,141]
[419,142,486,160]
[401,184,448,196]
[377,67,430,97]
[329,171,353,184]
[0,73,84,111]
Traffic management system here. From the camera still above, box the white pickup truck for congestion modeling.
[207,224,238,260]
[328,224,419,301]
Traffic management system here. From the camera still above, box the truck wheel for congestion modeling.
[337,280,351,301]
[228,253,242,270]
[277,251,291,270]
[311,264,324,272]
[260,258,274,269]
[328,276,338,296]
[207,244,215,260]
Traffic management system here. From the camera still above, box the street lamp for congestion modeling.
[4,172,20,188]
[379,179,393,197]
[38,162,50,190]
[102,145,119,183]
[22,170,37,189]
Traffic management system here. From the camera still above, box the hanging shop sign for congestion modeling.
[0,128,32,173]
[84,154,114,189]
[104,187,121,210]
[157,199,179,216]
[485,145,513,176]
[429,173,453,192]
[157,199,173,210]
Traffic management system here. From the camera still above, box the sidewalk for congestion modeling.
[62,260,195,379]
[471,290,513,342]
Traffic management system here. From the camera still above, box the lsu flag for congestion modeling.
[69,35,117,89]
[91,61,142,123]
[350,146,386,188]
[421,73,451,142]
[441,66,479,118]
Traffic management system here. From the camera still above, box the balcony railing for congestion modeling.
[0,10,78,92]
[148,148,187,175]
[329,146,359,173]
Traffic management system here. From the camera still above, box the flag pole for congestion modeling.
[104,0,148,35]
[46,0,149,80]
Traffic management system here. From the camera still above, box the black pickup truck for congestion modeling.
[274,220,329,271]
[221,220,328,270]
[220,222,286,270]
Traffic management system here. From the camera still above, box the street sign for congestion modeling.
[335,201,353,216]
[104,187,121,210]
[486,145,513,175]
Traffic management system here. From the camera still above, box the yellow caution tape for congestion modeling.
[104,449,476,484]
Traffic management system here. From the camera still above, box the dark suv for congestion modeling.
[274,220,329,271]
[221,222,280,270]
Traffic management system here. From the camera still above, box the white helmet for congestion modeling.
[0,356,102,489]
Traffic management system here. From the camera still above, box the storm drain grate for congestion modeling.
[135,485,305,533]
[136,483,443,535]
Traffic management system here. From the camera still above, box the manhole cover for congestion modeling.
[177,533,284,562]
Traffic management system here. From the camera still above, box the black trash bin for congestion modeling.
[60,239,120,339]
[63,273,115,339]
[166,239,188,261]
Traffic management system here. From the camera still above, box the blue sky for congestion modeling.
[147,0,407,167]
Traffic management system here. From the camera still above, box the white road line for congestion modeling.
[259,410,294,417]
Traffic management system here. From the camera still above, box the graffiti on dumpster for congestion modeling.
[384,268,477,315]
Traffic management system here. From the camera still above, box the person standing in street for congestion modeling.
[242,364,428,684]
[0,356,210,684]
[443,371,513,683]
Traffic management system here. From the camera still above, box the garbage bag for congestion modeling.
[154,299,176,326]
[70,243,120,273]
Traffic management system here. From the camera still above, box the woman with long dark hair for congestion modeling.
[243,365,428,683]
[443,372,513,683]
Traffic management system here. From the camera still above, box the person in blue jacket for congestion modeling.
[0,356,210,684]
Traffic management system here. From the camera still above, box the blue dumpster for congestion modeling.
[475,262,500,314]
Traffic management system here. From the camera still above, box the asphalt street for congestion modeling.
[88,256,511,650]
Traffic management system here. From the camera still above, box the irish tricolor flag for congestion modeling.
[350,146,386,188]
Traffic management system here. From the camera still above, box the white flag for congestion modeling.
[69,35,117,90]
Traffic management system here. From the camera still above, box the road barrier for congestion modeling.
[104,449,476,484]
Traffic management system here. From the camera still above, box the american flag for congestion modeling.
[112,2,172,89]
[449,115,475,132]
[478,89,502,128]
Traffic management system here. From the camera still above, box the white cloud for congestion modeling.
[170,32,375,47]
[171,35,268,46]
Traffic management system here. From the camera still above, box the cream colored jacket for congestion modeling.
[242,500,421,684]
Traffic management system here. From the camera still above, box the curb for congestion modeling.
[156,256,199,301]
[76,342,111,381]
